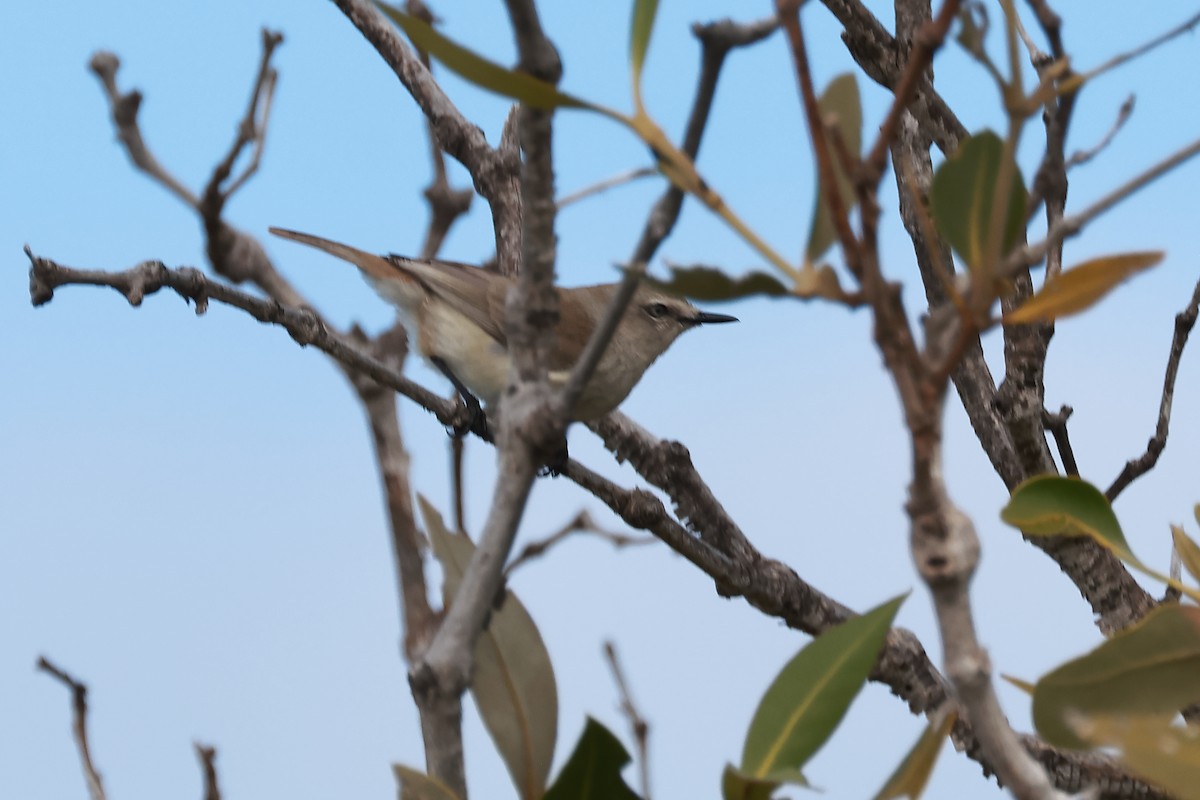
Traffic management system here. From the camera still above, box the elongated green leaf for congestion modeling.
[1173,525,1200,585]
[1000,476,1140,564]
[1033,604,1200,749]
[419,497,558,800]
[929,130,1026,274]
[1079,714,1200,800]
[1005,251,1163,324]
[1002,675,1036,695]
[645,265,789,301]
[629,0,660,100]
[543,718,639,800]
[376,3,601,113]
[873,708,957,800]
[740,595,906,780]
[393,764,461,800]
[806,74,862,263]
[721,763,803,800]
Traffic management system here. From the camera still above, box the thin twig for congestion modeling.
[557,167,657,209]
[604,642,652,800]
[210,29,283,204]
[1042,405,1079,476]
[195,743,221,800]
[37,657,107,800]
[505,510,655,576]
[1107,274,1200,500]
[1076,10,1200,85]
[88,52,199,210]
[1065,95,1134,170]
[1165,546,1183,604]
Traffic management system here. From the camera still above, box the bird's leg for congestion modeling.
[431,357,491,440]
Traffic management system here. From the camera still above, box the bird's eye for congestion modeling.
[645,302,670,319]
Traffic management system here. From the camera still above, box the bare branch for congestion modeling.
[205,29,283,206]
[557,167,657,210]
[195,743,221,800]
[604,642,652,800]
[505,510,655,576]
[1042,405,1080,477]
[1066,95,1135,170]
[26,249,463,430]
[1075,10,1200,85]
[37,657,107,800]
[88,51,199,210]
[1107,274,1200,500]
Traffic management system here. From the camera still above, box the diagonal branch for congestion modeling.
[1107,274,1200,501]
[37,657,107,800]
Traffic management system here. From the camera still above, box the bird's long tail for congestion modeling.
[268,227,409,284]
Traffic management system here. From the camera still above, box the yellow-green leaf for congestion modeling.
[720,764,790,800]
[1173,524,1200,586]
[543,718,639,800]
[393,764,461,800]
[1033,604,1200,749]
[806,74,862,264]
[420,497,558,800]
[1000,475,1140,565]
[740,595,906,780]
[929,130,1026,275]
[1004,251,1163,324]
[873,708,957,800]
[1077,714,1200,800]
[1002,675,1036,695]
[628,0,660,104]
[376,3,605,115]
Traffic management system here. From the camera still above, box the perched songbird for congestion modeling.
[270,227,737,424]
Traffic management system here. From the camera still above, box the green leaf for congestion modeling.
[873,708,957,800]
[1002,674,1036,695]
[805,74,862,263]
[1033,604,1200,749]
[1004,251,1163,324]
[543,718,640,800]
[740,594,906,780]
[420,497,558,800]
[393,764,461,800]
[376,3,602,114]
[1078,714,1200,800]
[629,0,660,101]
[1000,476,1140,565]
[1173,525,1200,586]
[721,763,806,800]
[929,130,1026,274]
[646,265,789,301]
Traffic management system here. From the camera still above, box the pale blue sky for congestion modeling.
[5,2,1200,798]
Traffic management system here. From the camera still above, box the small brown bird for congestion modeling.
[270,227,737,423]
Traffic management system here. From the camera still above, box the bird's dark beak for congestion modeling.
[692,311,739,325]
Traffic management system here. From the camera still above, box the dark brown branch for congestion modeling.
[604,642,652,800]
[1043,405,1080,477]
[26,249,465,431]
[1065,95,1134,170]
[1106,274,1200,501]
[195,743,221,800]
[37,656,107,800]
[504,510,655,576]
[630,15,778,266]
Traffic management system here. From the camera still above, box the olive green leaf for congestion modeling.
[806,74,862,264]
[393,764,461,800]
[419,496,558,800]
[629,0,660,107]
[543,718,640,800]
[1173,525,1200,586]
[929,130,1026,274]
[1033,604,1200,749]
[1004,251,1163,324]
[739,595,906,784]
[1000,476,1140,565]
[1077,714,1200,800]
[873,707,957,800]
[376,3,611,116]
